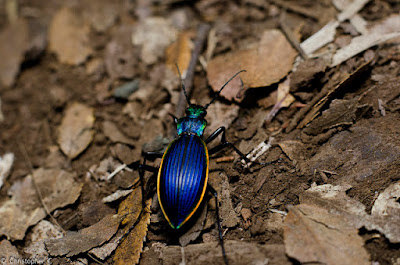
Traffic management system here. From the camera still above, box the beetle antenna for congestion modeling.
[176,64,192,106]
[204,70,246,109]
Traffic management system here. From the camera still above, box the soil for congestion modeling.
[0,0,399,265]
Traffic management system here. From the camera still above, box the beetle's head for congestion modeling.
[185,104,207,119]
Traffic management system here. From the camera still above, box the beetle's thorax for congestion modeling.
[176,105,207,136]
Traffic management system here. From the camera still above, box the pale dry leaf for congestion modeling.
[331,31,400,67]
[371,181,400,216]
[300,20,339,56]
[0,240,21,262]
[113,187,152,265]
[0,97,4,122]
[278,140,306,166]
[207,30,297,102]
[206,101,240,136]
[105,26,136,80]
[0,19,29,86]
[102,189,133,203]
[370,14,400,36]
[24,220,64,262]
[302,183,400,243]
[89,156,123,181]
[89,232,122,260]
[49,7,92,65]
[0,153,14,189]
[166,31,194,77]
[0,168,82,240]
[337,0,370,22]
[277,78,295,108]
[132,17,178,65]
[266,78,295,123]
[45,214,119,257]
[284,204,370,265]
[57,102,95,159]
[81,0,118,33]
[332,14,400,67]
[102,121,136,146]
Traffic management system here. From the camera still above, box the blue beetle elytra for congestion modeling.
[126,69,262,265]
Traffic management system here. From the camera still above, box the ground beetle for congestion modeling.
[129,69,265,265]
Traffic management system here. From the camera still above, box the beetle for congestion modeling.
[127,69,267,265]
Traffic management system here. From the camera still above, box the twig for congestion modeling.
[106,163,127,180]
[279,11,308,60]
[268,0,319,21]
[17,142,66,234]
[87,253,105,265]
[215,156,235,163]
[174,23,211,119]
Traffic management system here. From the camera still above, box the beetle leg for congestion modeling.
[207,126,252,163]
[205,126,227,144]
[208,184,229,265]
[207,126,279,166]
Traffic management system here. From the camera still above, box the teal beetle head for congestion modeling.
[185,105,207,119]
[177,105,207,136]
[174,67,245,136]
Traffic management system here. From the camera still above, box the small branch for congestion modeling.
[279,11,308,60]
[268,0,320,21]
[175,23,211,119]
[17,142,66,235]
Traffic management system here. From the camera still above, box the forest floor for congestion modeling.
[0,0,400,264]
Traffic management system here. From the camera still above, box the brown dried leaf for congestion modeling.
[49,7,92,65]
[284,203,370,265]
[132,17,178,65]
[207,30,297,102]
[0,19,29,87]
[179,203,207,247]
[45,214,119,257]
[113,187,152,265]
[103,121,136,146]
[160,241,291,265]
[0,153,14,189]
[166,31,194,77]
[206,102,240,136]
[82,0,118,32]
[57,102,95,159]
[105,26,136,80]
[209,172,240,228]
[0,168,82,240]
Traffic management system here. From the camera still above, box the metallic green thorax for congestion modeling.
[177,105,207,136]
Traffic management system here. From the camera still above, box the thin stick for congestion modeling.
[268,0,320,20]
[174,23,211,119]
[279,11,308,60]
[17,142,66,234]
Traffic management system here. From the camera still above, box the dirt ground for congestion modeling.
[0,0,400,265]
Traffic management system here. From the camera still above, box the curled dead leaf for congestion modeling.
[57,102,95,159]
[166,31,195,77]
[49,7,92,65]
[45,214,119,257]
[0,168,82,240]
[284,203,370,265]
[114,187,152,265]
[207,30,297,102]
